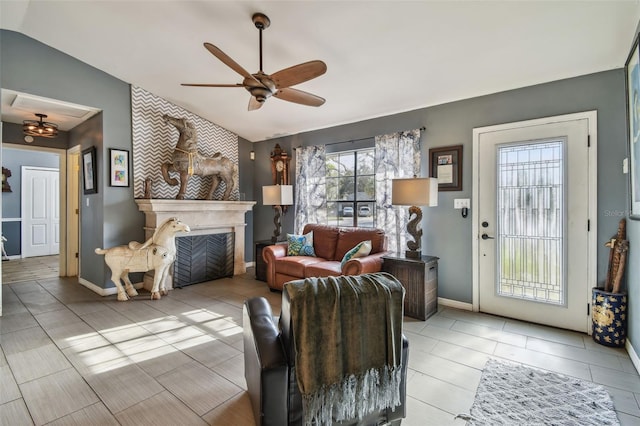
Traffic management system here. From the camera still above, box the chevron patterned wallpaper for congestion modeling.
[131,86,239,200]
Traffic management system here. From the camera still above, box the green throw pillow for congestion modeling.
[287,231,316,256]
[341,240,372,268]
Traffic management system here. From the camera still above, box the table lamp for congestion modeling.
[391,177,438,258]
[262,185,293,243]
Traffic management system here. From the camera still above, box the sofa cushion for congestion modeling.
[286,232,316,256]
[335,227,385,261]
[304,261,342,278]
[276,256,325,278]
[341,240,372,268]
[303,224,340,261]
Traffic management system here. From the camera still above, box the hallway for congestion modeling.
[2,255,59,285]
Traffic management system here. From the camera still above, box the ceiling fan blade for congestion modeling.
[274,87,325,107]
[203,42,261,85]
[181,83,244,87]
[248,96,264,111]
[271,60,327,89]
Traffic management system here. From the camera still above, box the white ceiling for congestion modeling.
[1,1,639,142]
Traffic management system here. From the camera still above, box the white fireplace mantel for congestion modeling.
[135,199,256,276]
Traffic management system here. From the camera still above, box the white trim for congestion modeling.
[1,218,21,222]
[438,297,473,311]
[626,338,640,375]
[472,111,597,332]
[246,261,255,268]
[78,277,144,296]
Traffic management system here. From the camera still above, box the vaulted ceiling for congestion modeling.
[1,1,639,142]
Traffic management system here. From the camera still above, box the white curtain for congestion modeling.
[294,145,327,234]
[374,129,422,253]
[293,130,421,247]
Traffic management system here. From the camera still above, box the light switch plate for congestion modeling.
[623,157,629,174]
[454,198,470,209]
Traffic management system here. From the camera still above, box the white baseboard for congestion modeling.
[2,255,22,261]
[246,261,255,268]
[626,338,640,375]
[438,297,473,311]
[78,277,143,297]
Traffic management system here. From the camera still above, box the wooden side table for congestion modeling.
[382,254,439,320]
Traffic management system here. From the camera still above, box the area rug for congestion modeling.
[462,359,620,426]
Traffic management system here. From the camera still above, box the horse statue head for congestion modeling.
[153,217,191,244]
[162,114,197,151]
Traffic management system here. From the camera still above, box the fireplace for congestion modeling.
[135,199,255,290]
[173,232,234,287]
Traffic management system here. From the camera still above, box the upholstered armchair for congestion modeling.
[243,273,408,426]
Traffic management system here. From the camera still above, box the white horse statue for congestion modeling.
[95,217,190,301]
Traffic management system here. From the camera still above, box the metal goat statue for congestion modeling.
[95,218,190,301]
[160,114,238,200]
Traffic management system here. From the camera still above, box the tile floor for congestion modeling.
[1,261,639,425]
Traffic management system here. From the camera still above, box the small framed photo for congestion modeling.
[429,145,462,191]
[82,146,97,194]
[109,148,130,187]
[625,32,640,219]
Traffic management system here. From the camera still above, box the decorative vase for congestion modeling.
[592,287,627,348]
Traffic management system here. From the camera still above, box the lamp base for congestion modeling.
[405,249,421,259]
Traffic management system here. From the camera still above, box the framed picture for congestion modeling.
[82,146,97,194]
[109,148,130,187]
[429,145,462,191]
[625,32,640,219]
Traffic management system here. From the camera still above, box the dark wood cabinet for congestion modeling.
[382,254,439,320]
[254,240,273,282]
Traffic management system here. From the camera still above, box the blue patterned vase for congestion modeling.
[592,287,627,348]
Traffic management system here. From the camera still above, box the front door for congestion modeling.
[21,166,60,257]
[473,113,595,332]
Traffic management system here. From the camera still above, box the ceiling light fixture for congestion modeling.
[23,113,59,138]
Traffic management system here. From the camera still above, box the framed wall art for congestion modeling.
[625,32,640,219]
[429,145,462,191]
[109,148,130,187]
[82,146,97,194]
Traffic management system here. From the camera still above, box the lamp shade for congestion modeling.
[392,177,438,207]
[262,185,293,206]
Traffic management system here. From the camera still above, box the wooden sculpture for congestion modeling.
[160,114,238,200]
[95,217,190,301]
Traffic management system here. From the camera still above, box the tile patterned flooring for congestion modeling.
[1,260,639,425]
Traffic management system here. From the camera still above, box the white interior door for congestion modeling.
[473,113,595,332]
[21,167,60,257]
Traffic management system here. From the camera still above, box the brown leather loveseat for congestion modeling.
[262,223,388,291]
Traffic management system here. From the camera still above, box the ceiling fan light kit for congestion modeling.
[182,13,326,111]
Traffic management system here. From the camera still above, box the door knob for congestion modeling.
[481,233,495,240]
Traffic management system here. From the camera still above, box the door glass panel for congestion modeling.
[496,140,565,305]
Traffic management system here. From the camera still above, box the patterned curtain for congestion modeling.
[375,129,422,253]
[294,145,327,234]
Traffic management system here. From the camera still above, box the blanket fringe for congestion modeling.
[302,364,403,426]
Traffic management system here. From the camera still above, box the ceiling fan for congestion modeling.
[182,13,327,111]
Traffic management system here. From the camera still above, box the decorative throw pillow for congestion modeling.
[287,231,316,256]
[341,240,372,268]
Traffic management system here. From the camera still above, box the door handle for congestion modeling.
[481,233,495,240]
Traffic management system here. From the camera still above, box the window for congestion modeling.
[326,149,375,227]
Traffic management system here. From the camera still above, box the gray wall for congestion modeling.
[238,136,255,261]
[254,69,628,304]
[2,121,69,149]
[1,30,142,289]
[1,146,60,255]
